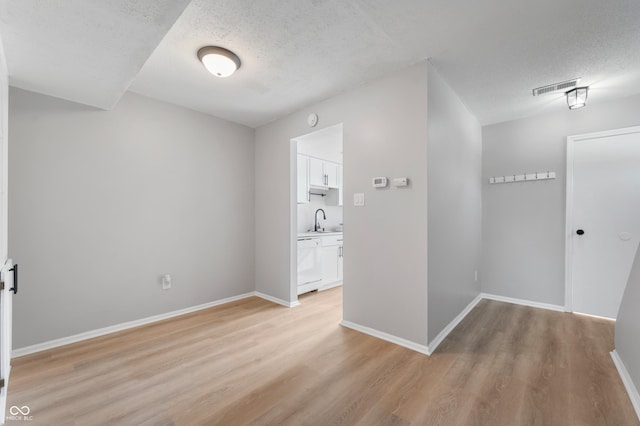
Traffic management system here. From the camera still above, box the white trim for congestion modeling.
[340,320,430,356]
[341,293,568,357]
[428,294,483,354]
[565,126,640,313]
[290,138,300,309]
[565,134,575,312]
[12,292,256,358]
[0,364,10,425]
[254,291,300,308]
[611,350,640,421]
[480,293,566,312]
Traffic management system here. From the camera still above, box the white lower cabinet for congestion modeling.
[319,234,343,291]
[321,246,340,283]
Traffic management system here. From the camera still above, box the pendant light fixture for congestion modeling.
[565,87,589,110]
[197,46,241,78]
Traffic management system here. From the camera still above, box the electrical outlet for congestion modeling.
[474,270,478,282]
[161,274,172,290]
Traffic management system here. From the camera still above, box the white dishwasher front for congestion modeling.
[297,237,322,295]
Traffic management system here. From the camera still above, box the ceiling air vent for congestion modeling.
[532,78,581,96]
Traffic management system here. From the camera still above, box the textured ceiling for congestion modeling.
[2,0,640,127]
[0,0,192,109]
[129,0,640,127]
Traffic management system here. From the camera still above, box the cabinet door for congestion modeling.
[321,246,339,284]
[296,155,309,204]
[325,161,339,189]
[309,157,326,188]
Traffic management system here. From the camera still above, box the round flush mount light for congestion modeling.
[197,46,241,78]
[566,86,589,110]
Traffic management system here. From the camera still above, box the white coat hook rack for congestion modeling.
[489,171,556,184]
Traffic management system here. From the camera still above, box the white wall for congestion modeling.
[482,94,640,305]
[9,88,255,349]
[615,243,640,410]
[255,63,429,346]
[426,65,482,345]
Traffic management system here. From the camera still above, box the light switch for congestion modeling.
[353,193,365,207]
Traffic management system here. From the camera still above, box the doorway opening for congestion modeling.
[291,124,343,304]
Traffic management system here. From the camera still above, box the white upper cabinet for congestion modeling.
[325,164,343,207]
[297,154,309,204]
[309,157,326,188]
[325,161,339,189]
[309,156,340,189]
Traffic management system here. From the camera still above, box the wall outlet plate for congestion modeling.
[161,274,172,290]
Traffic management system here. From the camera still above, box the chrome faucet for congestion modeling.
[314,209,326,232]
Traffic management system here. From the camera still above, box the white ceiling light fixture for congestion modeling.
[197,46,241,78]
[566,86,589,110]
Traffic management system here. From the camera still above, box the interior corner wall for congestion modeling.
[9,88,256,349]
[482,94,640,306]
[426,64,482,345]
[615,243,640,408]
[255,62,429,346]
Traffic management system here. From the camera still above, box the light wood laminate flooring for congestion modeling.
[8,288,639,425]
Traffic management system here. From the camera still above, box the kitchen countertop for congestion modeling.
[298,231,343,238]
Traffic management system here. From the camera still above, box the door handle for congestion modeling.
[576,229,585,236]
[9,264,18,294]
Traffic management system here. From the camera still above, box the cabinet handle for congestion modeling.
[9,264,18,294]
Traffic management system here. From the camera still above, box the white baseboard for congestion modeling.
[12,292,256,358]
[254,292,300,308]
[341,293,566,358]
[480,293,565,312]
[318,282,343,292]
[611,350,640,421]
[340,320,430,356]
[428,294,483,354]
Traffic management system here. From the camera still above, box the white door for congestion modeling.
[567,127,640,319]
[0,35,10,422]
[0,260,14,401]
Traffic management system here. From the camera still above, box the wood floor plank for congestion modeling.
[8,288,639,425]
